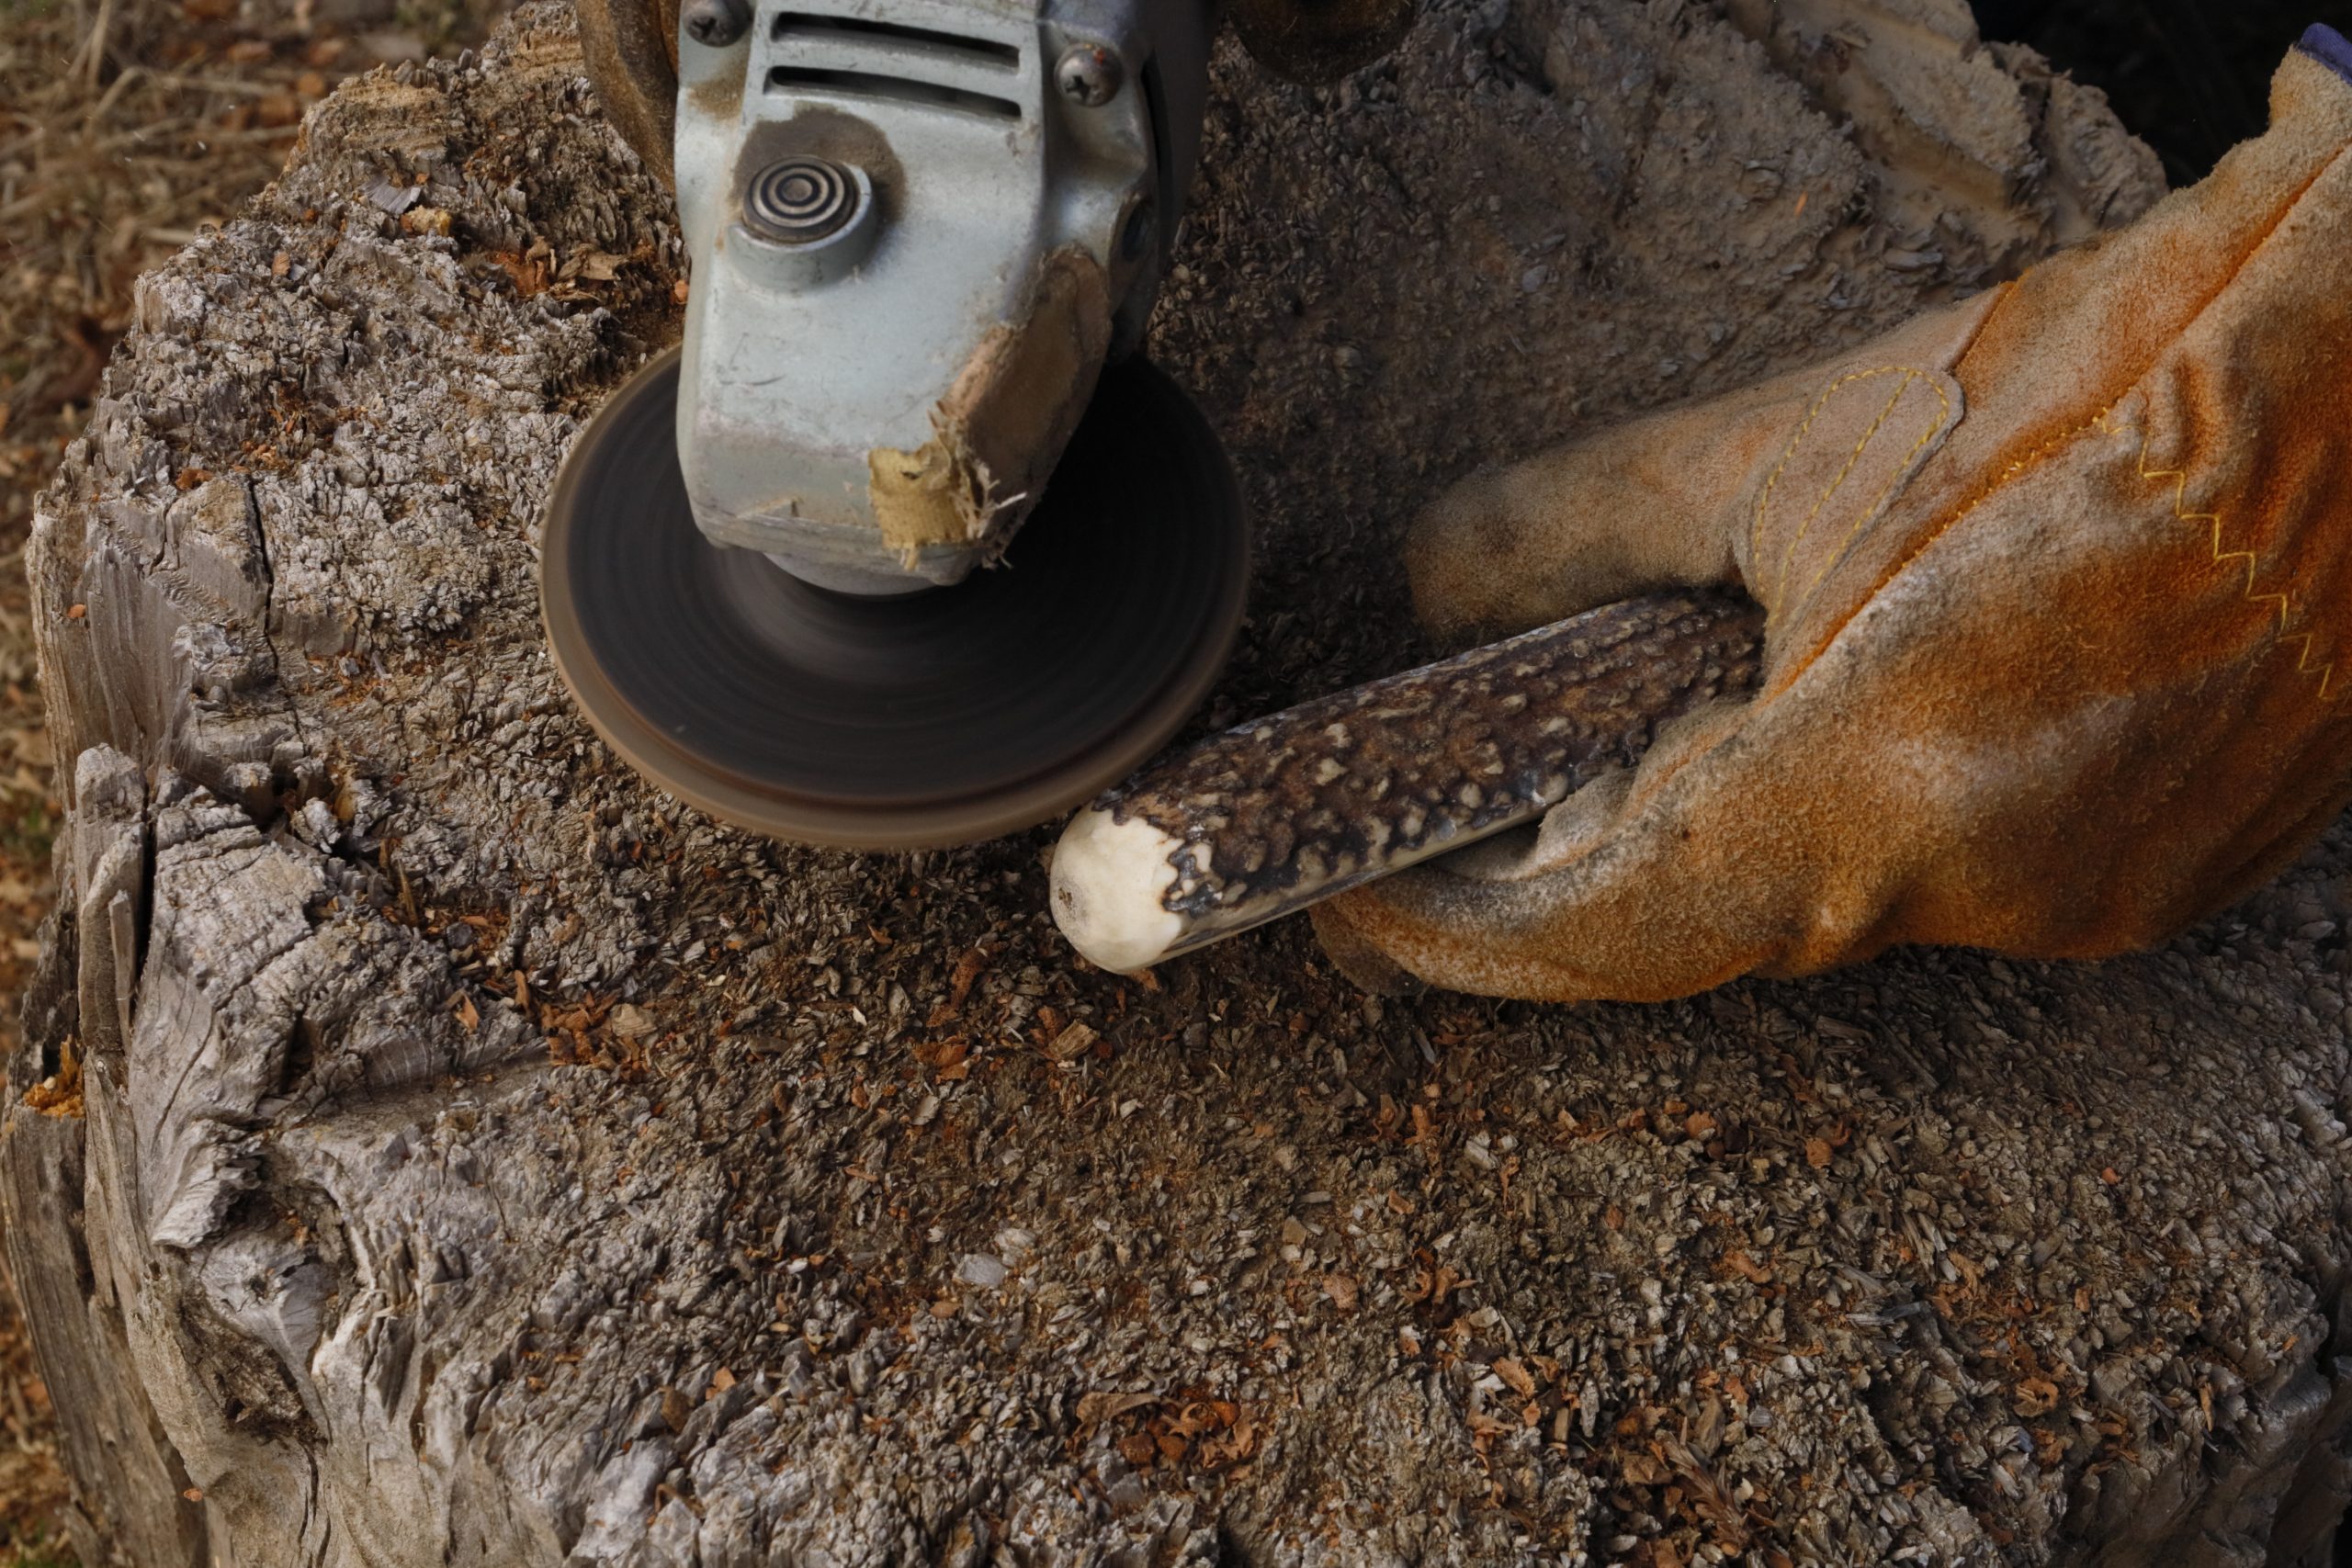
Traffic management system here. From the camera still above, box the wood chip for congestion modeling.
[1075,1390,1157,1427]
[658,1386,690,1432]
[948,946,987,1006]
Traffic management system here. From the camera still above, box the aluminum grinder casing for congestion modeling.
[543,0,1249,847]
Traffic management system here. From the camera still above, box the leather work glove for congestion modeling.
[1312,27,2352,1003]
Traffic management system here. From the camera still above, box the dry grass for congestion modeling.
[0,1,506,1556]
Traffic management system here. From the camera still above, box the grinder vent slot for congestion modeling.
[767,65,1022,118]
[768,12,1023,118]
[771,13,1020,69]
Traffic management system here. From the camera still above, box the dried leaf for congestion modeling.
[947,946,988,1010]
[1076,1389,1158,1427]
[1195,1406,1258,1469]
[1657,1434,1748,1550]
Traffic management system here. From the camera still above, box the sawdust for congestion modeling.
[1228,0,1415,82]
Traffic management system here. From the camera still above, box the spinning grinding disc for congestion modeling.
[540,347,1250,849]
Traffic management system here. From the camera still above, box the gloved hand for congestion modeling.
[1312,27,2352,1003]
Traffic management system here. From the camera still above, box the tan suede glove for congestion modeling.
[1312,28,2352,1003]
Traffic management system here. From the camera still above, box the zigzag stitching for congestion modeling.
[2120,422,2335,701]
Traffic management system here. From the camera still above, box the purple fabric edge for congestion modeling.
[2301,23,2352,86]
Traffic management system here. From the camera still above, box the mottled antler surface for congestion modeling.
[1050,592,1766,971]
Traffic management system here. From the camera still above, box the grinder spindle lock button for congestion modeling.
[744,156,863,245]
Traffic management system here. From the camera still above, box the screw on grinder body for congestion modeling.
[548,0,1247,848]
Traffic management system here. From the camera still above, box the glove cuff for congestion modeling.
[2300,24,2352,87]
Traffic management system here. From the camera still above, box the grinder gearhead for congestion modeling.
[546,0,1248,846]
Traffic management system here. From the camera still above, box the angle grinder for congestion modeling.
[545,0,1251,846]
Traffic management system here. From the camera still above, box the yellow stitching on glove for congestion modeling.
[1747,366,1911,584]
[1772,369,1922,611]
[1783,376,1957,632]
[2124,422,2340,701]
[1781,148,2352,699]
[1771,403,2120,699]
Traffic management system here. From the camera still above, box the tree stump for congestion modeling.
[17,3,2352,1564]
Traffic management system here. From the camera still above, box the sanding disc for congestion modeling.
[540,346,1249,849]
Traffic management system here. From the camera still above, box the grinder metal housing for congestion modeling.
[543,0,1249,848]
[676,0,1211,589]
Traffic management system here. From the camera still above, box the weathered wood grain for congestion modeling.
[19,4,2352,1566]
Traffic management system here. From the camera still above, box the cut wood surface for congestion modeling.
[17,2,2352,1564]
